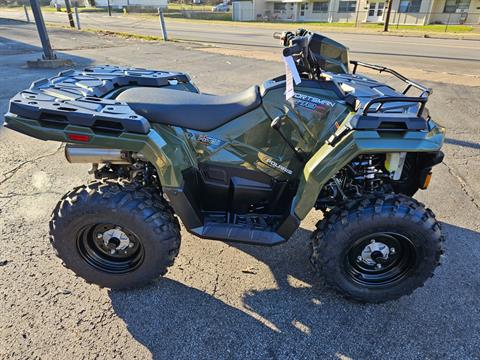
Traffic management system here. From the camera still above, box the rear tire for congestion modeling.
[310,194,443,303]
[49,179,181,289]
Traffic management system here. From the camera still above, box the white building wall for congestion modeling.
[429,0,479,23]
[233,1,255,20]
[247,0,478,23]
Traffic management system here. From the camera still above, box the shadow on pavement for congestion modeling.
[110,221,480,359]
[0,35,93,113]
[0,29,93,67]
[445,137,480,150]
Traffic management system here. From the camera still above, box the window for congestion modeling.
[273,2,286,13]
[398,0,421,12]
[338,0,357,12]
[443,0,470,13]
[313,1,329,12]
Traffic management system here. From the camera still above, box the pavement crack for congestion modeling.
[442,161,480,210]
[212,273,220,297]
[0,144,64,186]
[0,191,63,199]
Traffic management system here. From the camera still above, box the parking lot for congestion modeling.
[0,19,479,359]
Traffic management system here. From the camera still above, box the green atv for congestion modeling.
[3,29,445,303]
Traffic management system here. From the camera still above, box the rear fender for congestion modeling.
[4,115,196,187]
[292,122,445,219]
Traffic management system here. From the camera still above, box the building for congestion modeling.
[94,0,167,8]
[232,0,480,25]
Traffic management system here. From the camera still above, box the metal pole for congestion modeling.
[29,0,56,60]
[74,6,81,30]
[354,4,360,27]
[445,13,451,32]
[158,8,168,41]
[383,0,393,31]
[23,5,31,23]
[107,0,112,16]
[64,0,75,28]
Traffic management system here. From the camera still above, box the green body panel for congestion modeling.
[178,84,351,181]
[293,120,445,219]
[4,115,196,188]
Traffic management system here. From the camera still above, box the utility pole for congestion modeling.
[64,0,75,28]
[383,0,393,32]
[107,0,112,16]
[29,0,56,60]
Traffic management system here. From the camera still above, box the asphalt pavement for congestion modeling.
[0,19,479,360]
[1,7,480,76]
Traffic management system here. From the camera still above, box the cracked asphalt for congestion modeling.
[0,19,479,360]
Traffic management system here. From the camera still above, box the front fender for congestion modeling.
[292,121,445,219]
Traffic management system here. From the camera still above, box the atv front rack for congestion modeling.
[5,66,195,136]
[348,60,431,123]
[350,60,431,97]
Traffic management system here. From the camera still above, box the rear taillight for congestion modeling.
[67,134,91,143]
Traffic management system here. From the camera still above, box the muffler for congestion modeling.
[65,145,131,164]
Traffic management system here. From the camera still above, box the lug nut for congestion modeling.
[390,247,396,254]
[97,233,103,239]
[370,239,376,244]
[110,249,116,255]
[128,243,134,248]
[376,264,382,269]
[357,256,362,263]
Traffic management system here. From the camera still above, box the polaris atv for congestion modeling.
[3,29,445,303]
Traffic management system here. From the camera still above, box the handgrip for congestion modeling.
[282,44,302,57]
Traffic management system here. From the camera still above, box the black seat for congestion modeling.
[116,86,262,131]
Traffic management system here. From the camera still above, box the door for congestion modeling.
[367,2,385,22]
[299,3,308,20]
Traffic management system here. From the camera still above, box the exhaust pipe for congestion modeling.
[65,145,131,164]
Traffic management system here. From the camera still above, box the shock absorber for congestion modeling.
[363,155,381,192]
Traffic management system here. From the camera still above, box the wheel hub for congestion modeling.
[359,240,391,266]
[100,228,131,252]
[77,223,144,274]
[347,232,416,287]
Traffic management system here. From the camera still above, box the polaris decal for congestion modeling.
[265,158,293,175]
[187,131,225,148]
[293,93,335,112]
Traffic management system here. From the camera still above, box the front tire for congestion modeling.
[310,194,443,303]
[49,179,181,289]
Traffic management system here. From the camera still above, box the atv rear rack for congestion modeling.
[5,66,195,136]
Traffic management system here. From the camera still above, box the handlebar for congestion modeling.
[283,44,303,57]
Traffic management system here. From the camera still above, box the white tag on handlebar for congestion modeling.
[283,55,301,100]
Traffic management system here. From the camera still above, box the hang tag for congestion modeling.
[283,55,301,100]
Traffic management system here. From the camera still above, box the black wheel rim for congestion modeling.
[345,232,417,287]
[77,224,145,274]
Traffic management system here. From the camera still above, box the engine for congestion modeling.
[316,154,395,211]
